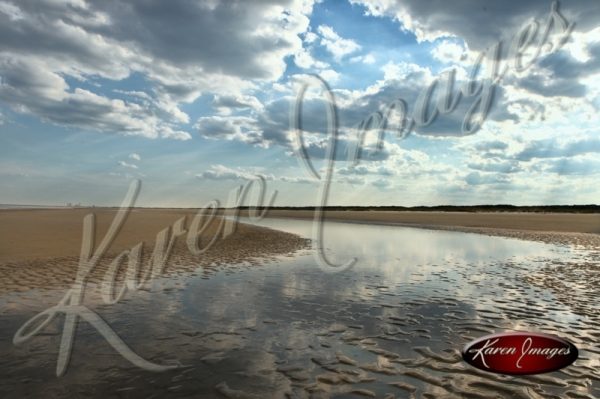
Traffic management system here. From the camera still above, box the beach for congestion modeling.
[2,207,598,309]
[0,209,598,398]
[0,208,309,293]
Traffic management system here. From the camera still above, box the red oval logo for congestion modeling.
[462,331,578,375]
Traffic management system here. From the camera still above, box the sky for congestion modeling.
[1,0,599,207]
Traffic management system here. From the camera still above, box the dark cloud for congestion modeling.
[545,157,600,175]
[516,138,600,161]
[0,57,190,139]
[92,0,309,79]
[467,161,521,174]
[509,42,600,98]
[517,73,587,98]
[538,41,600,80]
[0,0,314,138]
[350,0,598,50]
[333,68,518,138]
[3,0,310,80]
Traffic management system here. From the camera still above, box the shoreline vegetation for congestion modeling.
[238,204,600,213]
[3,204,600,213]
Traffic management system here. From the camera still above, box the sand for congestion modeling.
[250,209,600,249]
[1,208,598,397]
[0,208,309,293]
[2,207,598,296]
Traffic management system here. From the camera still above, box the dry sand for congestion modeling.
[252,209,600,249]
[0,208,309,293]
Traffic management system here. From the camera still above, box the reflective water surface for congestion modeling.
[1,219,598,398]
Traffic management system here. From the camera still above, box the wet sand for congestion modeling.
[0,208,309,293]
[1,218,598,398]
[251,210,600,249]
[0,211,598,397]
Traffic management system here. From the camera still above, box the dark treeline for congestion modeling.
[235,205,600,213]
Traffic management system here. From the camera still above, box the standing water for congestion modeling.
[1,219,598,398]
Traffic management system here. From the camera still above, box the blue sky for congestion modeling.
[1,0,599,206]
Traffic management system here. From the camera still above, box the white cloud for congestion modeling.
[319,69,340,84]
[194,115,266,146]
[431,40,467,64]
[317,25,361,61]
[212,94,264,116]
[0,0,317,139]
[381,60,432,82]
[303,31,318,44]
[196,164,256,181]
[350,53,376,64]
[293,47,329,69]
[349,0,595,50]
[0,57,192,140]
[128,153,141,161]
[196,164,316,185]
[118,160,138,169]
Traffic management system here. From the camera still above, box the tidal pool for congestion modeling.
[1,219,598,398]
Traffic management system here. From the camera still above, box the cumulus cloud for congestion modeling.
[349,0,597,49]
[195,164,381,187]
[467,160,521,174]
[196,164,257,181]
[293,47,329,69]
[196,164,316,184]
[195,56,520,151]
[0,0,316,139]
[317,25,361,62]
[350,53,376,65]
[516,138,600,161]
[212,94,264,116]
[543,156,600,176]
[0,57,192,139]
[129,153,141,161]
[194,115,271,147]
[509,35,600,99]
[338,164,395,176]
[431,40,468,64]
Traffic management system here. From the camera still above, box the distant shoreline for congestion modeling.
[238,204,600,213]
[3,204,600,213]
